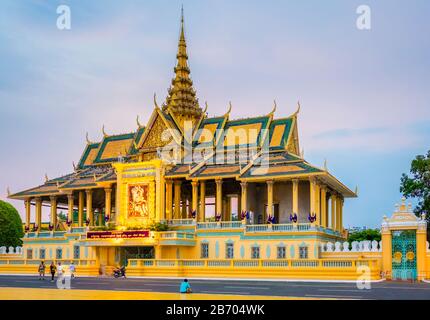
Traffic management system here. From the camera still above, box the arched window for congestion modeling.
[277,246,286,259]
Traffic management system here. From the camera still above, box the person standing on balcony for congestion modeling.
[248,210,254,224]
[38,261,46,280]
[49,262,56,282]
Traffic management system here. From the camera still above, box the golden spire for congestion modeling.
[162,7,202,123]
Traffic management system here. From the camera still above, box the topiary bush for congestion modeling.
[0,200,24,247]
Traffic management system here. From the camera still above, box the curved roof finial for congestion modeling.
[269,100,277,116]
[323,159,328,171]
[203,101,208,114]
[86,132,93,145]
[102,125,108,137]
[136,115,142,128]
[45,173,49,183]
[154,93,160,109]
[355,185,359,196]
[293,100,301,117]
[225,101,232,117]
[72,161,77,171]
[7,187,11,197]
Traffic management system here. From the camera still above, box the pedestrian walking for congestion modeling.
[49,262,56,282]
[69,262,76,279]
[38,261,46,280]
[57,262,63,280]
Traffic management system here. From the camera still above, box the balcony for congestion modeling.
[245,223,312,233]
[165,219,195,226]
[196,221,243,230]
[157,231,196,246]
[167,219,342,237]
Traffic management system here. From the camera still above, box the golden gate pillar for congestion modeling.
[381,198,428,281]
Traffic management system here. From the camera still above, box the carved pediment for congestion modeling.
[141,115,174,150]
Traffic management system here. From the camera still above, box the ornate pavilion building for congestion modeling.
[8,11,359,272]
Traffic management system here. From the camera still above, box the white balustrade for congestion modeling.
[351,241,359,252]
[8,247,14,254]
[343,242,350,252]
[0,246,6,254]
[362,241,371,252]
[371,240,379,252]
[323,240,381,253]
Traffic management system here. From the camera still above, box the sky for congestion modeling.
[0,0,429,228]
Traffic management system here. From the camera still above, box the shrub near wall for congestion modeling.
[0,200,24,247]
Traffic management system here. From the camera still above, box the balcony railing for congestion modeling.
[158,231,195,240]
[245,223,312,233]
[0,259,97,266]
[165,219,195,226]
[197,221,243,230]
[71,227,87,234]
[127,258,379,270]
[25,231,68,239]
[190,221,341,236]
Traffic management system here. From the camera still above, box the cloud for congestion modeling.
[1,1,430,228]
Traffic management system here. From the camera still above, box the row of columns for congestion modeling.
[165,177,343,232]
[24,187,113,231]
[166,180,210,221]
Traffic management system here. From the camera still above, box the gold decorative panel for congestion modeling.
[128,184,149,218]
[84,148,100,166]
[223,123,262,147]
[270,124,286,147]
[100,139,133,160]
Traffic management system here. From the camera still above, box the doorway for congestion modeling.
[391,230,417,281]
[119,246,155,266]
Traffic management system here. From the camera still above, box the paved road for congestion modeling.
[0,275,429,299]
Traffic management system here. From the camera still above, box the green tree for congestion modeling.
[347,229,381,243]
[400,150,430,228]
[57,211,67,221]
[0,200,24,247]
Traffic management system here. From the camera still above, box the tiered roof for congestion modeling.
[8,10,356,201]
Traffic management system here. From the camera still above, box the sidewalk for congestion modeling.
[0,287,333,300]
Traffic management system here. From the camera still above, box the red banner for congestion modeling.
[86,230,150,240]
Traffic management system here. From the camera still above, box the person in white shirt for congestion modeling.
[248,210,254,224]
[57,262,63,278]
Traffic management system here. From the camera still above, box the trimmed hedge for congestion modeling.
[0,200,24,247]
